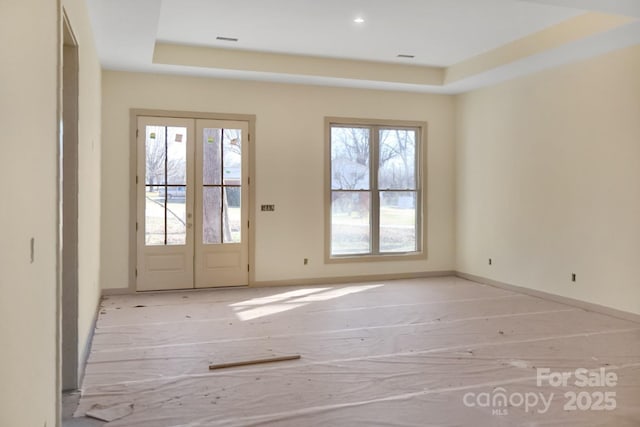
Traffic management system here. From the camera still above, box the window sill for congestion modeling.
[325,251,427,264]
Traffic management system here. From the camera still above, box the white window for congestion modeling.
[326,118,426,261]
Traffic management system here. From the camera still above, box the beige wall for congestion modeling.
[456,45,640,315]
[0,1,59,426]
[62,0,102,383]
[0,0,101,424]
[101,72,456,289]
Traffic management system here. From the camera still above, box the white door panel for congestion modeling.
[195,119,249,288]
[137,117,194,291]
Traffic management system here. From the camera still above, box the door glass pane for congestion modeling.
[166,186,187,245]
[167,126,187,185]
[224,187,241,243]
[203,187,222,244]
[380,191,417,253]
[223,129,242,185]
[378,129,416,190]
[145,125,166,186]
[145,186,187,246]
[202,127,243,245]
[331,127,370,190]
[331,191,371,255]
[203,128,222,185]
[144,125,187,246]
[145,187,165,245]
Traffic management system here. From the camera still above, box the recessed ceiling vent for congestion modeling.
[397,54,415,59]
[216,36,238,42]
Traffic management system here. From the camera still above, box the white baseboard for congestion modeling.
[456,272,640,324]
[101,270,455,295]
[101,270,640,324]
[77,302,100,388]
[101,287,133,295]
[251,270,455,288]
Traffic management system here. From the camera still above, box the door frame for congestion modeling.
[129,109,256,292]
[61,11,79,391]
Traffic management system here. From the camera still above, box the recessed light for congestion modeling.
[397,54,415,59]
[354,17,365,24]
[216,36,238,42]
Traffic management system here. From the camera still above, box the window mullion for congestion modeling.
[370,126,380,255]
[415,129,422,252]
[164,126,168,245]
[220,128,225,244]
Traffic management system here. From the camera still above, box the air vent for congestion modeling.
[397,54,415,59]
[216,36,238,42]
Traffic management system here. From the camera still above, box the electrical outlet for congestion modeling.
[571,273,576,282]
[261,204,275,212]
[488,258,492,265]
[303,258,308,265]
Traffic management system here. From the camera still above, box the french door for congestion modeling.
[136,116,249,291]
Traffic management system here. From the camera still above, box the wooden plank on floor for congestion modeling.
[209,354,301,370]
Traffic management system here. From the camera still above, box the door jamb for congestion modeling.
[61,11,80,391]
[129,109,256,292]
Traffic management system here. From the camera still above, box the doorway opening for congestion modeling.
[60,12,79,392]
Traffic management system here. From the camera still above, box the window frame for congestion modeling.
[324,117,428,263]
